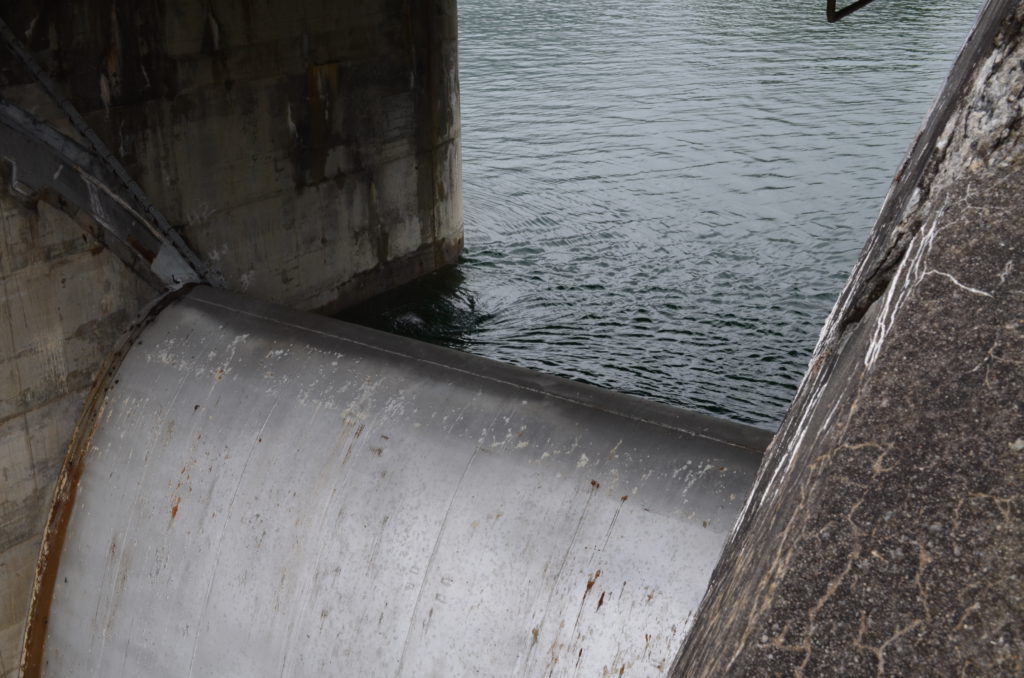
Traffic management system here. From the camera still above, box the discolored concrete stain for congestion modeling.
[673,2,1024,676]
[1,0,462,314]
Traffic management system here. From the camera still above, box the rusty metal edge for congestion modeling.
[18,285,198,678]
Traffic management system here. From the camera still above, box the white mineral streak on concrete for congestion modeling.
[923,270,993,297]
[813,243,872,361]
[755,372,827,512]
[865,213,942,369]
[998,260,1014,283]
[287,104,297,138]
[99,73,111,116]
[207,12,221,51]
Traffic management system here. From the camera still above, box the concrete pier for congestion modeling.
[673,1,1023,675]
[0,1,460,674]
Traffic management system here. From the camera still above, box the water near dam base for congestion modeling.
[344,0,982,427]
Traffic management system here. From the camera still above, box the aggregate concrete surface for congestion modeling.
[674,2,1024,675]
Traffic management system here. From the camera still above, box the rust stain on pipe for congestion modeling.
[20,288,193,677]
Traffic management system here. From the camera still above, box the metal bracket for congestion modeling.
[827,0,877,22]
[0,16,220,288]
[0,99,201,289]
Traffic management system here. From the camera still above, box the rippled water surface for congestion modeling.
[344,0,983,427]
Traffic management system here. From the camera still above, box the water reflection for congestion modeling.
[341,0,982,426]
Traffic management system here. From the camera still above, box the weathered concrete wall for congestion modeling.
[1,0,462,311]
[673,1,1023,675]
[0,1,461,674]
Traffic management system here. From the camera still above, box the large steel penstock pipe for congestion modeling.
[22,286,767,677]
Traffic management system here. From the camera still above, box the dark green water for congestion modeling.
[344,0,983,427]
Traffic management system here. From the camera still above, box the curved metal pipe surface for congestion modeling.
[23,286,768,677]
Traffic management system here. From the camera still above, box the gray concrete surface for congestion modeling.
[0,1,461,674]
[672,1,1024,675]
[0,0,462,311]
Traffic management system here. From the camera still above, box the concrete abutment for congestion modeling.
[672,2,1023,675]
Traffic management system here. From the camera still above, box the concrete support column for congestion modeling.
[3,0,462,312]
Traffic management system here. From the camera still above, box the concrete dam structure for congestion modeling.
[0,0,1022,677]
